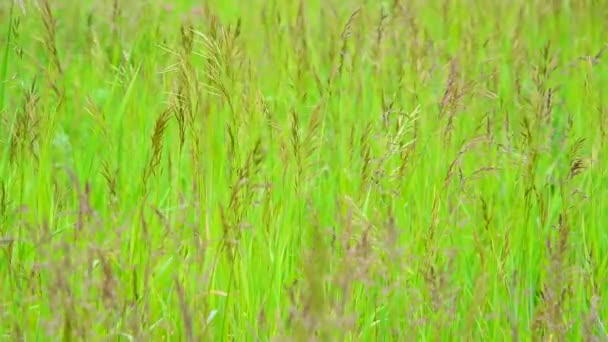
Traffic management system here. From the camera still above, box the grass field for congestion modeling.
[1,0,608,340]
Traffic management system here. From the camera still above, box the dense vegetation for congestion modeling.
[1,0,607,340]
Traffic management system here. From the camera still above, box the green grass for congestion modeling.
[1,0,608,340]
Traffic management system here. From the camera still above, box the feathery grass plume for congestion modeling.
[160,25,205,191]
[398,124,418,177]
[440,58,475,145]
[568,137,587,180]
[530,42,559,136]
[180,21,194,56]
[302,101,324,169]
[384,107,418,176]
[258,93,280,140]
[221,137,265,261]
[372,6,389,75]
[172,23,196,152]
[360,103,418,197]
[327,8,361,92]
[192,23,247,178]
[173,89,187,152]
[439,58,459,119]
[142,108,172,189]
[193,21,242,116]
[38,0,62,75]
[286,102,325,191]
[444,135,490,190]
[37,0,64,105]
[291,0,311,96]
[100,161,118,214]
[194,30,230,102]
[359,121,373,194]
[9,77,40,163]
[290,108,302,185]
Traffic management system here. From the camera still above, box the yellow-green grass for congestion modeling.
[1,0,607,340]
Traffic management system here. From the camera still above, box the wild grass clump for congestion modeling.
[1,0,608,340]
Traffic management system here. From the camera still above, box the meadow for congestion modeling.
[1,0,607,340]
